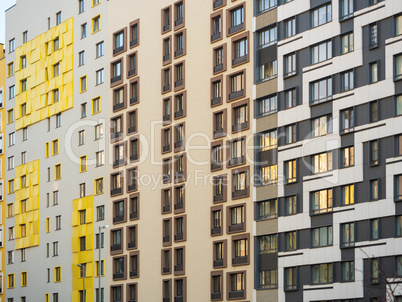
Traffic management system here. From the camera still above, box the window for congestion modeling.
[79,156,87,172]
[311,188,333,214]
[397,216,402,237]
[8,250,14,264]
[95,124,103,140]
[311,151,332,174]
[284,18,296,38]
[56,12,62,25]
[95,178,104,195]
[79,0,85,13]
[112,286,122,302]
[256,94,277,117]
[96,151,104,167]
[310,77,332,104]
[341,222,355,247]
[53,191,59,205]
[229,138,245,166]
[162,67,171,93]
[229,205,245,233]
[174,63,184,88]
[396,14,402,36]
[55,216,61,230]
[130,20,139,47]
[285,160,297,183]
[8,156,14,170]
[9,132,15,146]
[8,227,14,240]
[92,15,101,33]
[312,115,332,137]
[229,5,244,35]
[9,38,15,53]
[211,14,221,42]
[260,165,278,185]
[284,53,296,77]
[258,130,277,151]
[312,225,333,247]
[260,269,277,289]
[229,272,245,297]
[259,234,277,254]
[340,0,353,19]
[53,241,59,256]
[174,1,184,28]
[113,143,125,167]
[369,23,378,48]
[285,231,297,251]
[21,56,27,69]
[56,113,62,128]
[371,258,380,283]
[174,31,185,58]
[112,60,122,83]
[370,179,379,200]
[53,89,59,103]
[7,62,13,76]
[8,274,14,288]
[97,205,105,221]
[80,76,87,92]
[370,140,379,166]
[395,54,402,81]
[369,100,379,123]
[342,184,355,205]
[53,63,59,77]
[283,124,296,145]
[397,95,402,116]
[55,266,61,282]
[341,32,354,54]
[311,4,332,28]
[128,53,137,77]
[370,62,378,83]
[371,218,379,240]
[341,146,354,167]
[312,263,333,284]
[55,164,61,179]
[78,130,85,146]
[92,97,101,114]
[8,179,14,194]
[233,37,248,66]
[284,195,296,215]
[258,199,277,220]
[96,41,104,58]
[341,70,354,91]
[162,6,171,32]
[340,108,354,133]
[114,31,124,53]
[257,60,277,82]
[111,172,123,195]
[233,103,248,131]
[79,51,85,66]
[256,0,277,14]
[284,267,297,290]
[257,25,277,48]
[233,170,248,195]
[81,23,87,39]
[9,86,15,99]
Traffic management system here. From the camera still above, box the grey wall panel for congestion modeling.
[340,18,354,35]
[381,216,395,239]
[380,96,396,121]
[341,247,355,261]
[310,100,332,118]
[356,220,370,242]
[298,229,310,249]
[311,213,333,228]
[259,253,278,270]
[258,45,277,65]
[340,133,354,147]
[356,102,369,127]
[310,0,331,9]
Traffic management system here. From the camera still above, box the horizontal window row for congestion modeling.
[211,167,250,203]
[112,252,140,281]
[162,92,187,126]
[111,282,137,302]
[110,109,139,142]
[111,54,138,88]
[112,138,140,168]
[110,220,139,255]
[161,1,185,34]
[210,204,248,236]
[110,168,139,197]
[161,185,185,215]
[162,153,187,184]
[161,61,186,94]
[162,277,187,302]
[162,29,187,65]
[210,70,246,107]
[112,194,139,225]
[210,270,247,301]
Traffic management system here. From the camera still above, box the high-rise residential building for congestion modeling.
[0,43,7,300]
[3,0,402,301]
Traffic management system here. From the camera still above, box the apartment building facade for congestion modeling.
[2,0,402,302]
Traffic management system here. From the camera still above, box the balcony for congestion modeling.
[174,109,184,119]
[174,79,183,88]
[213,259,223,267]
[229,89,244,101]
[163,54,171,62]
[113,159,125,168]
[213,194,223,203]
[232,55,247,66]
[174,141,183,149]
[174,297,183,302]
[163,235,170,243]
[128,241,136,249]
[130,39,138,47]
[163,266,170,274]
[211,226,221,235]
[128,125,136,134]
[228,290,244,299]
[211,292,222,300]
[113,102,125,111]
[163,144,171,153]
[213,128,224,138]
[228,23,243,35]
[111,75,122,84]
[213,0,223,8]
[113,46,124,55]
[130,97,138,105]
[129,270,138,278]
[110,244,122,252]
[228,156,245,167]
[175,18,183,27]
[211,162,222,171]
[163,174,171,183]
[211,32,221,42]
[163,84,171,92]
[163,24,170,32]
[130,153,138,162]
[174,49,183,57]
[174,233,183,241]
[232,189,247,199]
[213,64,223,73]
[174,172,184,181]
[229,222,244,232]
[113,215,124,224]
[163,114,171,122]
[130,211,138,220]
[113,272,124,280]
[128,182,137,192]
[163,205,171,213]
[128,69,136,77]
[111,132,122,140]
[232,122,247,132]
[211,97,221,106]
[232,255,248,265]
[174,264,183,272]
[174,202,183,211]
[111,187,122,196]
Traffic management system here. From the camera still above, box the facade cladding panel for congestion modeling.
[3,0,402,302]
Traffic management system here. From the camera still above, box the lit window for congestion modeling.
[312,263,333,284]
[341,146,354,167]
[312,115,332,137]
[311,188,333,214]
[370,62,378,83]
[341,222,355,247]
[341,32,354,54]
[259,234,277,253]
[341,184,354,205]
[341,108,354,133]
[312,152,332,174]
[95,178,104,195]
[258,199,277,220]
[258,130,277,151]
